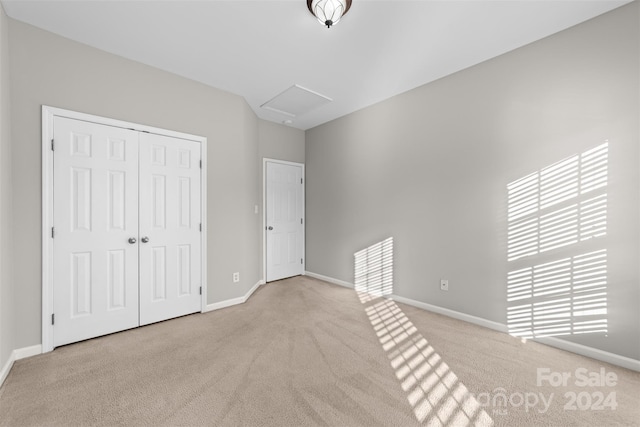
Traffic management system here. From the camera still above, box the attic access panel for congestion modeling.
[260,84,332,118]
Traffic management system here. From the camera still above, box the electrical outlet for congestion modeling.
[233,272,240,283]
[440,279,449,291]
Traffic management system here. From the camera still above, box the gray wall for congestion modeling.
[258,120,305,165]
[306,3,639,360]
[0,3,14,368]
[8,20,262,350]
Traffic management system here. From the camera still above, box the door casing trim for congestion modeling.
[42,105,208,352]
[262,158,305,283]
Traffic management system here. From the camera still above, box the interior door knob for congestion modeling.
[128,237,137,244]
[141,236,150,243]
[268,226,273,230]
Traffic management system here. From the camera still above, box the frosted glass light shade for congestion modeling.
[307,0,352,28]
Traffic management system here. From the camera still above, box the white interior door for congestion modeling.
[266,161,304,282]
[138,133,202,326]
[52,117,140,347]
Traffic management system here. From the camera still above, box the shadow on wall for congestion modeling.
[354,238,494,425]
[507,143,609,339]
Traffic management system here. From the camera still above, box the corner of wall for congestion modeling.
[257,119,305,164]
[0,1,16,378]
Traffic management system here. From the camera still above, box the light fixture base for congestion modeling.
[307,0,352,28]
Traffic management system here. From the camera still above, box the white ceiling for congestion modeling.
[1,0,630,130]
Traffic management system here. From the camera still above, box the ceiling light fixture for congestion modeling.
[307,0,352,28]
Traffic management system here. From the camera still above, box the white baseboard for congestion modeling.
[204,280,264,312]
[13,344,41,360]
[390,294,508,333]
[304,271,640,372]
[0,353,14,388]
[0,344,42,388]
[391,294,640,372]
[304,271,353,289]
[534,336,640,372]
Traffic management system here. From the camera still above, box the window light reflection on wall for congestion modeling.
[506,142,609,339]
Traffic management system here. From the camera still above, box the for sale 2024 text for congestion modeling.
[537,367,618,411]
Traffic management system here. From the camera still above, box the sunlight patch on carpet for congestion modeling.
[355,238,493,426]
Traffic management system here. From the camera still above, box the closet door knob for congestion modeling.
[128,237,137,244]
[141,236,150,243]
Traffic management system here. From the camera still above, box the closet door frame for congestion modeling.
[41,105,208,353]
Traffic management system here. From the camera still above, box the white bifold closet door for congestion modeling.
[52,117,201,348]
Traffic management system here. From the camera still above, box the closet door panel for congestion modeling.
[139,133,202,326]
[52,117,139,347]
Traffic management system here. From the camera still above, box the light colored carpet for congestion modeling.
[0,276,638,426]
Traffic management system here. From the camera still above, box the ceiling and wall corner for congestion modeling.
[305,1,639,360]
[0,0,632,130]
